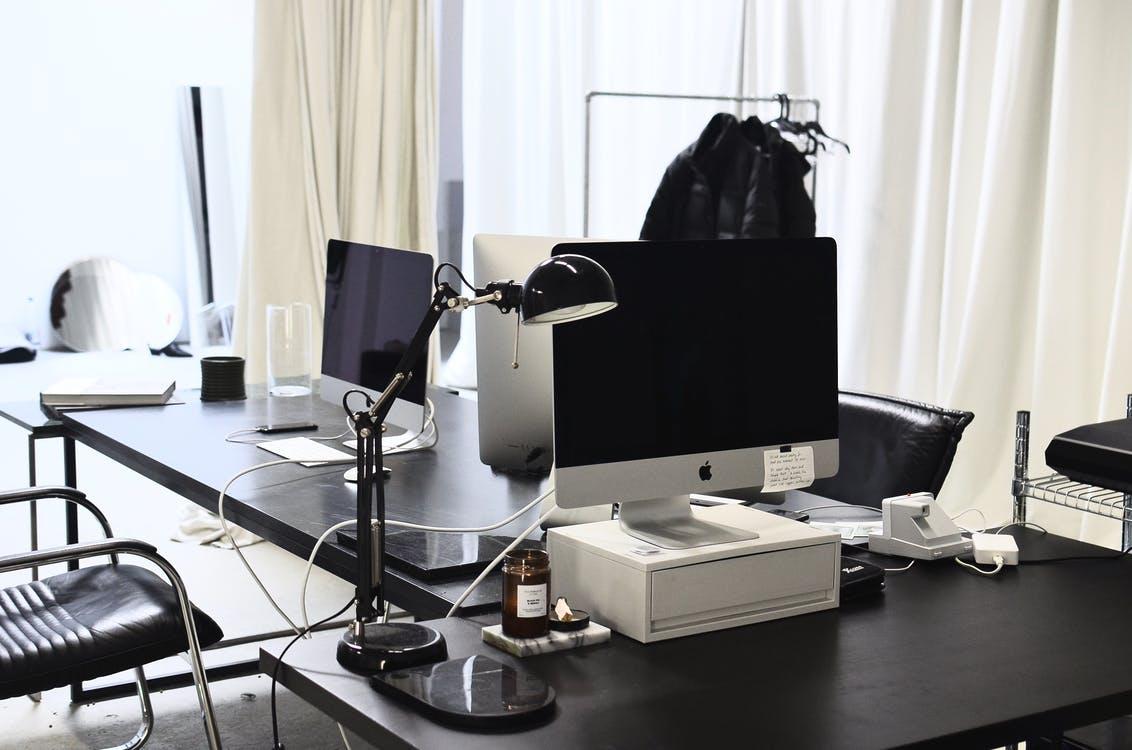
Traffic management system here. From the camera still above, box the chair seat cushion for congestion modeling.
[0,564,223,699]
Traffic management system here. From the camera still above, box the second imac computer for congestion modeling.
[473,234,603,472]
[320,240,434,438]
[550,237,840,549]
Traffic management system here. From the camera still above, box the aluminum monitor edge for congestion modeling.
[553,438,839,509]
[473,233,607,471]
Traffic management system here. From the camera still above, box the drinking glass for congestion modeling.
[266,303,313,397]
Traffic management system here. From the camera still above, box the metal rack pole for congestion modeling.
[582,90,822,237]
[1013,410,1030,525]
[1124,395,1132,549]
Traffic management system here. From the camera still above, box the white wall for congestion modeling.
[0,0,254,342]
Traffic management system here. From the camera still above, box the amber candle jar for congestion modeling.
[502,549,551,638]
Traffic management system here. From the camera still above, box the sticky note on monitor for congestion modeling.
[761,445,815,493]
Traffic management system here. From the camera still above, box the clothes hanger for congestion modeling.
[767,93,800,132]
[800,121,850,154]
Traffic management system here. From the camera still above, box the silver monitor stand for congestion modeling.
[618,496,759,549]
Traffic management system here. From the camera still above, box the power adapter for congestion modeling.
[971,533,1019,566]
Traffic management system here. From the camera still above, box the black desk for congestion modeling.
[263,528,1132,749]
[48,387,548,619]
[1,388,547,704]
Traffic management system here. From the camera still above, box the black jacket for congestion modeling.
[639,113,815,241]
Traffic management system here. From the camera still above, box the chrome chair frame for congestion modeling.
[0,486,221,749]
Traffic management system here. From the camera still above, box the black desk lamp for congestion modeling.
[337,254,617,674]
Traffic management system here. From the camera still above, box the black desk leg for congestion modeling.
[62,436,82,705]
[27,434,38,582]
[63,437,78,572]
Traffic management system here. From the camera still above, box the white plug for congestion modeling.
[971,533,1019,566]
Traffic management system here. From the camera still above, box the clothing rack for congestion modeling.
[583,90,823,236]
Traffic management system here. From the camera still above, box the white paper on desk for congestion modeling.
[761,446,815,493]
[257,437,354,467]
[810,521,884,540]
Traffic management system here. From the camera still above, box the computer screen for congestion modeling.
[321,241,432,421]
[552,237,837,475]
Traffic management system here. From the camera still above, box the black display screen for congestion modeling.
[322,240,433,406]
[552,238,838,468]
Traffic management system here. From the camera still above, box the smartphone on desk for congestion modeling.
[255,421,318,434]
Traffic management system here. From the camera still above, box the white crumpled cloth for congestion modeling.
[171,505,263,549]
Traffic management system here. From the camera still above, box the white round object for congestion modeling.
[133,272,184,350]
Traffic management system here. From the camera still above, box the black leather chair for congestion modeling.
[0,486,224,749]
[808,390,975,507]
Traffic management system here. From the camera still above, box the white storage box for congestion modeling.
[547,504,840,643]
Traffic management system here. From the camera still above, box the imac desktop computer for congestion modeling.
[546,237,843,642]
[473,234,605,473]
[320,240,433,440]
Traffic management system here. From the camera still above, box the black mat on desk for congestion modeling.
[337,528,542,581]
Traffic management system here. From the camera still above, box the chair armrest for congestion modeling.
[0,486,115,539]
[0,538,156,575]
[0,485,88,504]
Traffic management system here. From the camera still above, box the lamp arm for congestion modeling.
[352,278,524,425]
[345,276,516,625]
[358,284,457,425]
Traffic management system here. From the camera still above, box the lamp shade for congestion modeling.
[520,254,618,325]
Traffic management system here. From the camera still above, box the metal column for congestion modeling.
[1012,410,1030,525]
[27,435,38,581]
[1124,395,1132,550]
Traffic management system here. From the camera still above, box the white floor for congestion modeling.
[0,351,365,748]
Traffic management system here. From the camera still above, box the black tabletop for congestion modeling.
[0,400,61,433]
[262,528,1132,749]
[52,388,549,617]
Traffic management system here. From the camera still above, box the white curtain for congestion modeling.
[445,0,745,386]
[235,0,438,383]
[460,0,1132,544]
[739,0,1132,542]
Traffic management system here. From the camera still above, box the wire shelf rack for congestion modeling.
[1018,474,1132,522]
[1012,395,1132,548]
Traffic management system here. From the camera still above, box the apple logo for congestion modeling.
[699,461,712,481]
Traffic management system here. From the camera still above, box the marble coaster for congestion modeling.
[482,621,611,657]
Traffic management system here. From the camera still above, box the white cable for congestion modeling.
[348,397,438,455]
[218,457,353,636]
[223,428,263,444]
[955,554,1005,576]
[227,395,435,448]
[446,505,557,618]
[991,521,1048,535]
[386,487,554,533]
[383,418,438,455]
[845,555,916,573]
[224,425,352,445]
[950,507,987,534]
[387,397,435,447]
[308,420,352,443]
[299,488,555,631]
[337,722,353,750]
[300,519,357,632]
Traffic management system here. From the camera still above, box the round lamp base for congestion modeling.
[336,621,448,674]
